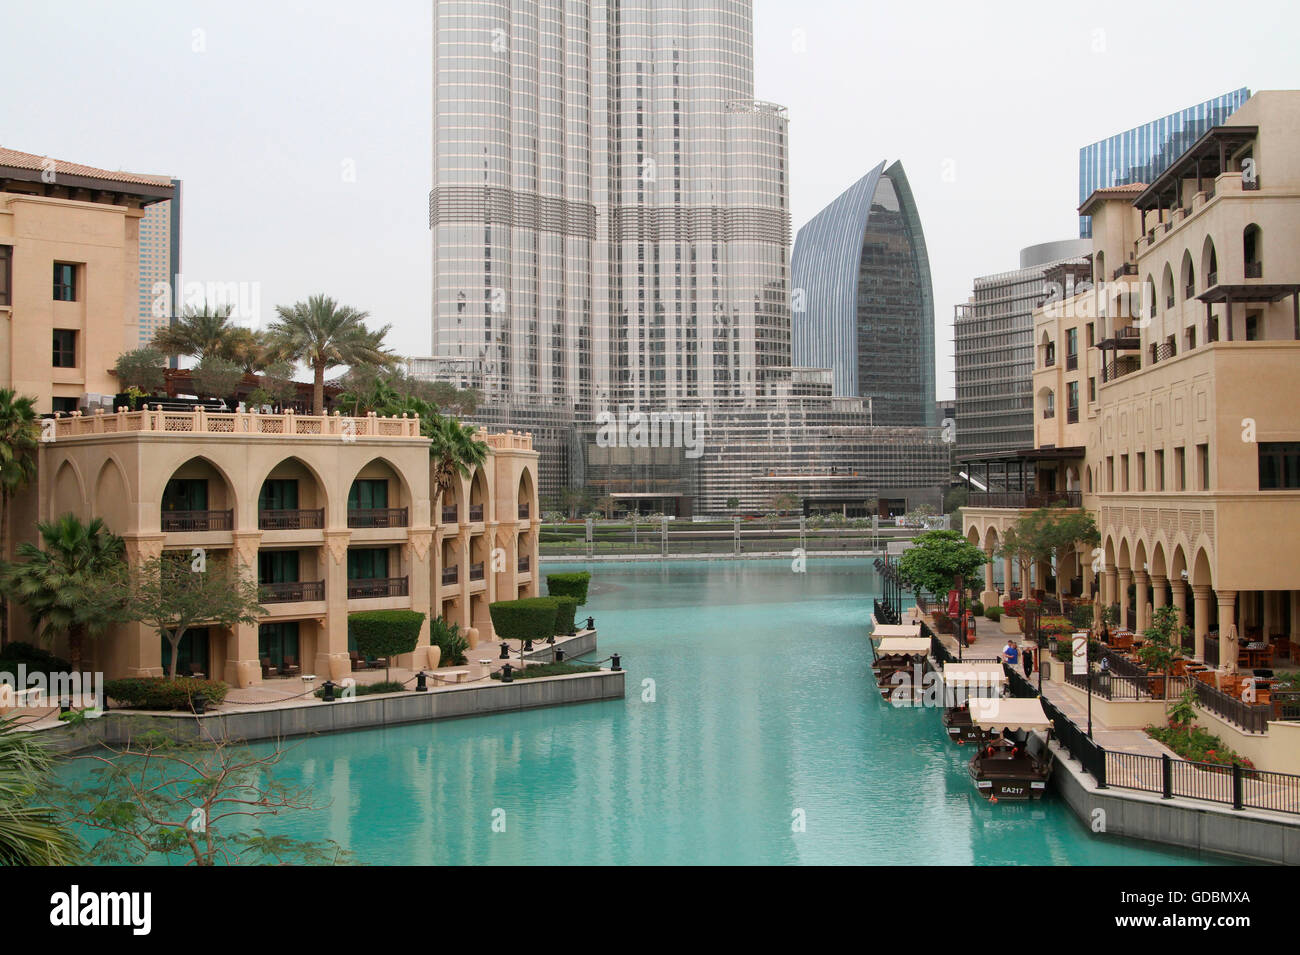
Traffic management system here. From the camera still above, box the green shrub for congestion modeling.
[545,571,591,607]
[984,607,1002,622]
[430,616,469,667]
[968,600,984,617]
[489,597,559,646]
[0,642,72,677]
[314,679,405,699]
[104,677,229,711]
[348,610,424,677]
[490,661,599,680]
[551,595,579,636]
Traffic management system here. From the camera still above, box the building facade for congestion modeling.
[0,147,174,414]
[16,408,540,685]
[136,178,181,347]
[790,160,936,425]
[953,239,1091,457]
[1078,87,1250,237]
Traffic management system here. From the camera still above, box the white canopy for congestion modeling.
[968,697,1052,732]
[875,637,931,657]
[873,623,923,639]
[943,662,1008,686]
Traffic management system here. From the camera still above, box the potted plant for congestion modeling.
[1138,605,1189,700]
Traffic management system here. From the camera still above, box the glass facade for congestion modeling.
[789,161,936,426]
[137,180,181,345]
[1078,88,1249,237]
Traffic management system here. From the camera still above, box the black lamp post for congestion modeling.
[955,574,965,662]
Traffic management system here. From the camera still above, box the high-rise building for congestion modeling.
[789,161,936,426]
[430,0,790,411]
[1078,87,1249,237]
[953,239,1092,458]
[136,178,181,347]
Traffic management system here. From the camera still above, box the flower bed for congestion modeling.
[104,677,229,711]
[1146,724,1255,770]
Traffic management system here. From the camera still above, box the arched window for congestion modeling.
[1161,264,1175,310]
[1202,237,1218,286]
[1145,276,1157,318]
[1244,224,1262,278]
[1180,251,1195,299]
[1095,250,1106,286]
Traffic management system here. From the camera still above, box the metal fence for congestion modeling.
[1104,749,1300,815]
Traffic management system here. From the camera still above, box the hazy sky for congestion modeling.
[2,1,1296,399]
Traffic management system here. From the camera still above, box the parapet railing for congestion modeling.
[48,407,423,439]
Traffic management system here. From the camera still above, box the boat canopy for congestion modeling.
[873,624,923,639]
[942,662,1008,686]
[875,637,931,657]
[968,697,1053,732]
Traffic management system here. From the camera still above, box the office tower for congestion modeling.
[136,178,181,347]
[789,161,936,426]
[953,240,1092,458]
[1078,87,1249,237]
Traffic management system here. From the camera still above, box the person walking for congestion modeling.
[1022,644,1034,677]
[1003,639,1020,667]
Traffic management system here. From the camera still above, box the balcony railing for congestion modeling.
[1246,261,1263,279]
[1043,355,1056,368]
[1042,407,1055,419]
[469,504,484,522]
[1067,406,1079,424]
[162,509,233,532]
[259,508,324,530]
[518,555,530,573]
[347,507,408,529]
[260,579,325,603]
[1207,270,1218,286]
[441,505,458,523]
[1112,262,1138,280]
[1066,353,1078,371]
[1185,283,1195,300]
[470,562,485,581]
[518,503,530,520]
[1166,295,1175,309]
[441,566,459,586]
[967,490,1081,509]
[1104,356,1141,382]
[346,576,409,599]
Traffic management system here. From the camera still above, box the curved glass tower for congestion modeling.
[790,161,935,426]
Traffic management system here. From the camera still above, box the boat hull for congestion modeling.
[968,753,1052,801]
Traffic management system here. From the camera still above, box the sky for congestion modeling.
[2,0,1297,400]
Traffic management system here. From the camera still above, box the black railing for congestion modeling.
[1156,341,1176,362]
[1192,679,1272,734]
[441,505,458,523]
[1105,750,1300,815]
[258,508,324,530]
[260,579,325,603]
[518,555,530,573]
[347,507,408,528]
[967,490,1081,509]
[1207,270,1218,286]
[1067,406,1079,424]
[1044,355,1056,368]
[469,504,484,522]
[162,509,233,532]
[1040,693,1108,785]
[518,503,530,520]
[1066,353,1078,371]
[1042,407,1055,419]
[469,561,485,581]
[1112,262,1138,280]
[1246,261,1263,279]
[346,576,409,599]
[441,566,459,586]
[1184,283,1195,300]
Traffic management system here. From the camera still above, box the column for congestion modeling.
[981,548,998,607]
[1105,564,1118,609]
[1118,567,1133,629]
[1192,585,1212,661]
[1263,590,1276,642]
[1217,590,1238,672]
[1002,557,1013,596]
[1152,575,1167,614]
[318,530,352,680]
[227,531,263,686]
[1134,570,1150,633]
[1170,579,1187,648]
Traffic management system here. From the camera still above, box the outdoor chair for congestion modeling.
[282,655,302,677]
[260,657,275,679]
[350,651,367,671]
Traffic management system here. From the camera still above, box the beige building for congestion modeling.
[962,91,1300,673]
[0,147,174,414]
[17,407,540,685]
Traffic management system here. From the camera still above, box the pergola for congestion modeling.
[1131,124,1259,230]
[1197,283,1300,342]
[959,447,1086,508]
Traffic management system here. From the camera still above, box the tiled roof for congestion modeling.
[1078,181,1149,213]
[0,146,172,188]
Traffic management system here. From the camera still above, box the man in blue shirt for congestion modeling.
[1003,640,1020,666]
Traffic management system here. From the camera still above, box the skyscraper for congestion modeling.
[789,161,936,426]
[136,178,181,347]
[1078,87,1249,237]
[429,0,790,413]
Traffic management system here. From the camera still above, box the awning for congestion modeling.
[968,697,1052,732]
[943,662,1008,686]
[872,624,923,639]
[875,637,931,657]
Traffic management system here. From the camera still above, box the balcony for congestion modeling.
[162,509,233,532]
[1043,355,1056,368]
[967,490,1082,509]
[1065,353,1078,371]
[470,562,485,581]
[1112,262,1138,281]
[260,580,325,603]
[1185,283,1195,300]
[518,555,530,573]
[441,566,459,586]
[347,576,409,599]
[1042,407,1055,419]
[441,505,458,523]
[1208,270,1218,286]
[259,508,324,530]
[1246,261,1263,279]
[1067,406,1079,424]
[518,503,530,520]
[469,504,484,522]
[347,507,408,529]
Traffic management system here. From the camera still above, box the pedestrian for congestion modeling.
[1022,645,1034,677]
[1003,639,1019,667]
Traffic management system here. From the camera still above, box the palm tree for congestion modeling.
[0,717,80,865]
[265,295,394,414]
[427,415,488,497]
[0,390,39,649]
[2,515,127,672]
[150,302,241,361]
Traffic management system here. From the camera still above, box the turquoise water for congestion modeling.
[61,559,1221,864]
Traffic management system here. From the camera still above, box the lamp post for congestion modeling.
[956,574,965,663]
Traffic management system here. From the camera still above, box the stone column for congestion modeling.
[1105,564,1118,608]
[981,548,998,607]
[1002,557,1013,595]
[403,529,434,669]
[1263,590,1276,642]
[318,530,353,680]
[1192,585,1212,661]
[226,531,263,686]
[1118,567,1133,629]
[1217,589,1238,672]
[1170,579,1187,647]
[1133,570,1150,633]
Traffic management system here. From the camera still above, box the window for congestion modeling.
[1106,456,1114,492]
[1137,452,1146,491]
[51,397,79,415]
[258,479,299,511]
[162,627,209,678]
[0,245,10,307]
[258,550,299,584]
[347,547,389,580]
[1121,454,1130,491]
[1086,323,1094,347]
[259,622,300,670]
[1198,443,1210,490]
[1245,311,1261,341]
[162,478,207,512]
[1088,377,1096,403]
[348,479,388,510]
[1154,450,1165,491]
[52,329,77,368]
[53,263,77,301]
[1174,447,1186,491]
[1260,442,1300,489]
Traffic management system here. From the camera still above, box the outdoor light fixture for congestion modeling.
[415,671,428,692]
[321,680,337,702]
[499,642,511,660]
[555,649,566,662]
[611,653,622,671]
[501,663,514,683]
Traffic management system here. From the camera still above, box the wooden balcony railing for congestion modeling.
[518,503,530,520]
[469,504,484,522]
[441,505,458,523]
[518,555,530,573]
[258,508,324,530]
[441,566,459,586]
[1066,353,1078,371]
[346,576,409,599]
[162,509,233,532]
[260,580,325,603]
[1067,406,1079,424]
[470,562,485,581]
[1246,261,1263,279]
[347,507,408,529]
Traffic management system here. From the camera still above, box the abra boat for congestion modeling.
[966,697,1054,801]
[871,624,930,703]
[941,661,1008,744]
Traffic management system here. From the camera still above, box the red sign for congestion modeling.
[947,590,960,616]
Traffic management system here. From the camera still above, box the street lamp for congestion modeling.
[955,574,965,662]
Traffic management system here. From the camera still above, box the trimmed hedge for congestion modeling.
[984,607,1002,621]
[490,661,599,681]
[546,571,591,607]
[105,677,229,711]
[314,680,405,699]
[489,597,559,645]
[348,610,424,661]
[551,595,579,636]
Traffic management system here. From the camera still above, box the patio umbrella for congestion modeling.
[1092,590,1103,637]
[1225,623,1239,674]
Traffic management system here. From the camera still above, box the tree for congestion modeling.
[726,497,740,512]
[1001,505,1099,607]
[348,610,423,682]
[150,302,240,361]
[771,493,799,516]
[0,717,81,864]
[128,554,264,680]
[2,515,129,672]
[427,414,488,502]
[895,529,988,604]
[0,390,40,648]
[258,361,300,410]
[56,732,351,865]
[1139,605,1189,700]
[596,495,616,519]
[266,294,394,414]
[191,356,243,401]
[112,348,168,395]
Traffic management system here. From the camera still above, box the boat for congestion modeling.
[940,661,1008,744]
[871,625,930,703]
[966,697,1054,801]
